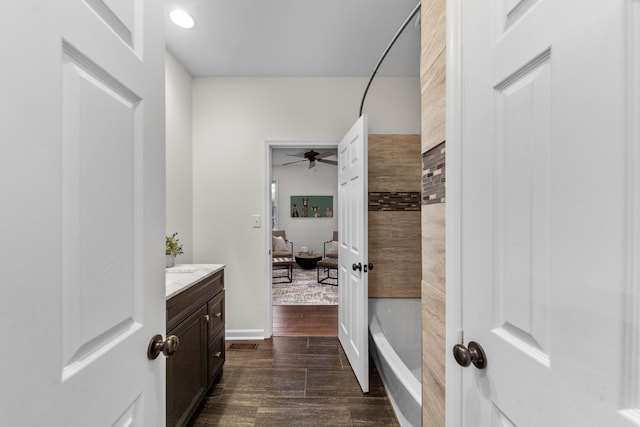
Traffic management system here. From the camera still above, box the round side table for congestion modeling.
[295,253,322,269]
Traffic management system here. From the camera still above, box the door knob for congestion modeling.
[352,263,362,271]
[452,341,487,369]
[147,334,180,360]
[364,263,374,272]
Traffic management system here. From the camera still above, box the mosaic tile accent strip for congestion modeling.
[422,141,446,205]
[368,192,421,211]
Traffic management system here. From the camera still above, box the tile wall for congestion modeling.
[420,0,447,426]
[368,134,422,298]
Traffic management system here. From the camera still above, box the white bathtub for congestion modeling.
[369,298,422,427]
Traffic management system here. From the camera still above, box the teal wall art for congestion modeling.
[290,195,333,218]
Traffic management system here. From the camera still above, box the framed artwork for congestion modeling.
[290,195,333,218]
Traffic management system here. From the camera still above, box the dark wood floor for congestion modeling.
[272,305,338,337]
[189,336,399,426]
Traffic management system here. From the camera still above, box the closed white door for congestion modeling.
[451,1,640,425]
[0,1,166,426]
[338,115,369,393]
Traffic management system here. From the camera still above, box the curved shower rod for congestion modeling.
[359,1,421,118]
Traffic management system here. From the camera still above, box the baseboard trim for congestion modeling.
[225,329,268,340]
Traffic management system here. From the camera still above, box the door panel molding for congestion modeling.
[61,39,143,380]
[84,0,139,50]
[621,0,640,419]
[493,49,551,365]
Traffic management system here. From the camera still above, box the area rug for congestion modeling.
[272,268,338,305]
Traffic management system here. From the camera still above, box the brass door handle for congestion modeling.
[147,334,180,360]
[452,341,487,369]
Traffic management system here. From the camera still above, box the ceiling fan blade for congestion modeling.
[317,159,338,166]
[282,159,306,166]
[315,151,335,159]
[286,153,306,158]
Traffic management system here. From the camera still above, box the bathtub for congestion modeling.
[369,298,422,427]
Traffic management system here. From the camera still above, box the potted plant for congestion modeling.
[166,232,184,268]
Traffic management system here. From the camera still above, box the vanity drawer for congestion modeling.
[207,290,225,340]
[208,330,225,384]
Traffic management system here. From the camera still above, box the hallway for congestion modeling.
[189,335,399,426]
[272,305,338,337]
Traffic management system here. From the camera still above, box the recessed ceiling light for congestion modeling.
[170,9,195,29]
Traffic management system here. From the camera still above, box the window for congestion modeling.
[271,180,278,229]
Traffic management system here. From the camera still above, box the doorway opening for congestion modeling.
[264,140,339,337]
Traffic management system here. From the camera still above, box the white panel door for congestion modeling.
[338,115,369,393]
[0,1,166,426]
[452,1,640,425]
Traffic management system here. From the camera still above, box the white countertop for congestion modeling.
[166,263,225,299]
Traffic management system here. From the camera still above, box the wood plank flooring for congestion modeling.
[189,336,399,426]
[272,305,338,337]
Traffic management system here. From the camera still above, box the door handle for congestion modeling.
[353,262,374,272]
[452,341,487,369]
[147,334,180,360]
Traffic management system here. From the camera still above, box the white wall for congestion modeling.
[273,163,338,254]
[165,51,193,262]
[191,77,420,336]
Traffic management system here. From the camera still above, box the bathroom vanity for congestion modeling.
[165,264,225,427]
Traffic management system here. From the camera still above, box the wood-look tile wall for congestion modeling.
[368,134,421,298]
[420,0,447,426]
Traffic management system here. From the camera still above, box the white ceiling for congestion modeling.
[164,0,421,77]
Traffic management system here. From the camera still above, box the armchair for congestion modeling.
[323,231,338,258]
[317,231,338,285]
[272,230,293,258]
[272,230,294,283]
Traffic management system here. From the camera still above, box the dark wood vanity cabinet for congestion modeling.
[166,269,225,427]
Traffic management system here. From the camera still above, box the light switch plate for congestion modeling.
[252,214,261,228]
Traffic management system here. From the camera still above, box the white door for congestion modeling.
[450,1,639,425]
[0,1,166,426]
[338,115,369,393]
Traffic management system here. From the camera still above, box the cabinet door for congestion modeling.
[167,306,207,427]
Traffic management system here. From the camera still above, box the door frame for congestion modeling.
[263,139,338,338]
[445,0,463,424]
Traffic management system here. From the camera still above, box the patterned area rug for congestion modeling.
[272,268,338,305]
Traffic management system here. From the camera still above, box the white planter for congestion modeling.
[166,255,175,268]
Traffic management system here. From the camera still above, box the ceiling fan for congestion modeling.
[282,149,337,168]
